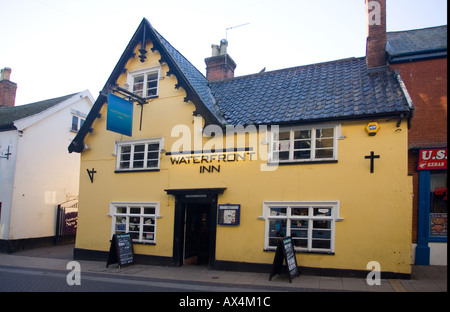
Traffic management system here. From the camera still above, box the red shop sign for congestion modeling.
[417,148,447,170]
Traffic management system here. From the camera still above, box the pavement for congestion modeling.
[0,243,447,292]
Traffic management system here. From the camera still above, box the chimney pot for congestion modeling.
[205,40,236,81]
[1,67,12,81]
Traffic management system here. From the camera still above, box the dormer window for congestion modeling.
[127,67,160,98]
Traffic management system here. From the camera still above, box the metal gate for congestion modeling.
[55,200,78,244]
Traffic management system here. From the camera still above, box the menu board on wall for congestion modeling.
[218,204,240,225]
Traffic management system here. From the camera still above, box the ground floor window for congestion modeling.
[110,202,159,244]
[429,171,447,238]
[263,201,339,253]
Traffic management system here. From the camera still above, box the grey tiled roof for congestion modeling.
[155,30,226,124]
[387,25,447,58]
[0,93,76,131]
[210,57,412,125]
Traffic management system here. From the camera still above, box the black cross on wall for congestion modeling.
[365,151,380,173]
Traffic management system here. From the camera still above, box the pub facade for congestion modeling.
[69,15,414,277]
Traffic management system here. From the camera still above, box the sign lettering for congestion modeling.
[417,148,447,170]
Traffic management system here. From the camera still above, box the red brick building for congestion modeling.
[387,25,447,265]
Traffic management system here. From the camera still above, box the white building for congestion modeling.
[0,73,93,252]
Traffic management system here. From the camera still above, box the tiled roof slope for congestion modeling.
[210,57,412,125]
[0,93,76,131]
[387,25,447,60]
[155,30,226,124]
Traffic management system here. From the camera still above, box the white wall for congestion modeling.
[8,93,92,240]
[0,130,19,240]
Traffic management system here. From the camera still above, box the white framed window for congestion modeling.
[115,138,163,172]
[269,124,339,164]
[127,67,160,98]
[263,201,340,253]
[110,202,160,244]
[71,115,85,132]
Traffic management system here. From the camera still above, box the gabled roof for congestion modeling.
[387,25,447,63]
[69,18,225,153]
[211,57,412,125]
[69,18,414,153]
[0,93,77,131]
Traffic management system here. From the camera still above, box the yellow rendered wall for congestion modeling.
[76,41,412,274]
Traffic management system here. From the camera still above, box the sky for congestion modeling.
[0,0,447,106]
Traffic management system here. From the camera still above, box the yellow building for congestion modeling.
[69,17,414,278]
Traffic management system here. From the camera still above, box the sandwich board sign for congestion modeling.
[269,236,299,283]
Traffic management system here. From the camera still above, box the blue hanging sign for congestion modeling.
[107,93,133,136]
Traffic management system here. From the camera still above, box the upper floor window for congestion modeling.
[127,67,160,98]
[115,138,163,172]
[71,115,85,132]
[269,124,339,164]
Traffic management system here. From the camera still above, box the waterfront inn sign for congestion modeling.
[167,116,276,173]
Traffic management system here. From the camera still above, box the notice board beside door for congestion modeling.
[106,233,135,268]
[269,236,299,283]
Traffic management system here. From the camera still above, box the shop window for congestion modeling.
[263,201,340,253]
[269,124,339,164]
[110,202,159,244]
[430,171,447,238]
[115,138,163,172]
[127,67,160,98]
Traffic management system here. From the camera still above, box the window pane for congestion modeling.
[313,230,331,239]
[147,160,158,168]
[315,149,333,159]
[294,150,310,160]
[133,75,144,97]
[130,207,140,215]
[292,208,309,216]
[316,138,334,148]
[143,207,155,215]
[148,143,160,151]
[269,219,286,238]
[270,207,287,216]
[294,130,311,139]
[294,140,310,149]
[312,240,330,249]
[71,116,78,131]
[147,151,159,160]
[116,207,127,214]
[313,208,332,216]
[147,72,158,81]
[317,128,334,138]
[313,220,331,229]
[292,238,307,248]
[134,144,145,152]
[277,131,290,141]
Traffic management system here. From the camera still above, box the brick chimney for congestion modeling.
[205,39,236,81]
[365,0,387,71]
[0,67,17,107]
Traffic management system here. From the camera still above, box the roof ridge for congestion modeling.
[209,57,362,83]
[387,24,447,34]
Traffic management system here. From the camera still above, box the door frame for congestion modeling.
[166,188,225,268]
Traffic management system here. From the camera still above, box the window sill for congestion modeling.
[133,241,156,246]
[115,169,160,173]
[268,160,338,166]
[264,248,335,255]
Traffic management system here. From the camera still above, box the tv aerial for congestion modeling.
[226,23,250,39]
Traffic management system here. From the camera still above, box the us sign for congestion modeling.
[417,148,447,170]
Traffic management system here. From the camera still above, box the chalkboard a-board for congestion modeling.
[106,233,135,268]
[269,236,299,283]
